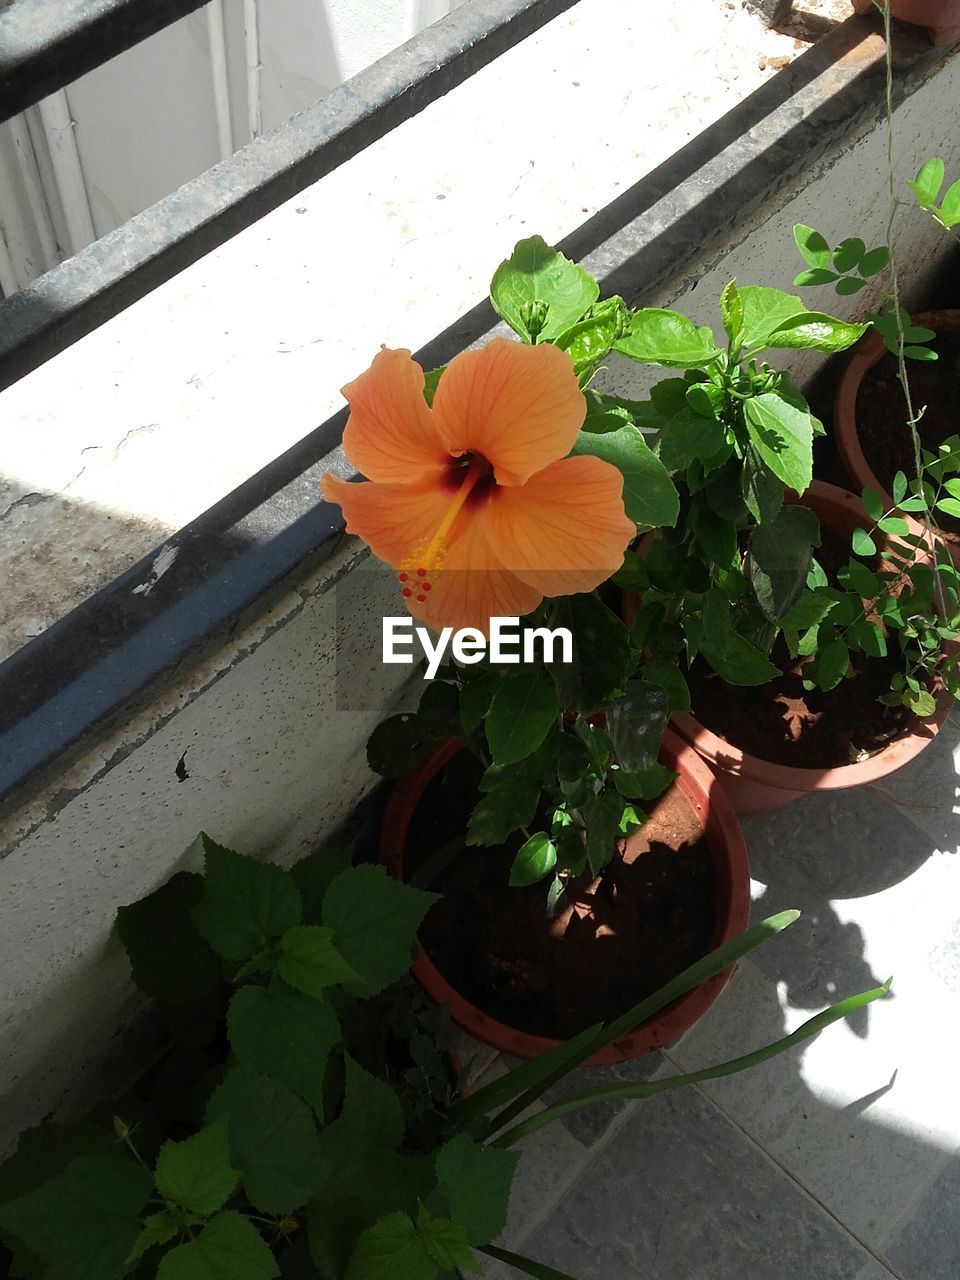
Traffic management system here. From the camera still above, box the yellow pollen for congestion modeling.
[397,455,488,597]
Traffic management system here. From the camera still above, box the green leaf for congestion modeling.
[861,487,884,520]
[780,589,837,632]
[367,714,437,780]
[835,276,867,296]
[191,835,301,963]
[614,309,721,369]
[793,224,831,269]
[642,660,691,714]
[749,505,820,621]
[852,527,877,557]
[904,687,937,717]
[421,367,444,407]
[278,924,360,997]
[416,1207,479,1273]
[743,393,813,494]
[613,760,677,800]
[877,515,911,536]
[509,833,557,887]
[337,1056,407,1152]
[128,1211,180,1262]
[905,344,939,361]
[344,1213,437,1280]
[832,237,865,273]
[719,279,744,343]
[858,244,891,277]
[227,984,339,1117]
[485,669,559,766]
[658,407,726,472]
[741,447,784,524]
[940,177,960,222]
[892,470,908,503]
[467,777,541,846]
[570,426,679,530]
[157,1211,279,1280]
[606,679,669,774]
[554,298,627,374]
[291,846,354,924]
[490,236,599,342]
[910,156,945,208]
[793,268,838,287]
[700,592,779,686]
[435,1135,518,1247]
[546,594,632,712]
[0,1154,151,1280]
[737,286,807,348]
[764,312,868,352]
[0,1122,114,1208]
[937,497,960,518]
[817,637,849,691]
[155,1120,239,1217]
[117,872,221,1006]
[322,865,438,998]
[206,1067,325,1215]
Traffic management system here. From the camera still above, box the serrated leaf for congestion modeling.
[744,393,813,494]
[416,1206,479,1273]
[832,237,866,273]
[191,836,301,963]
[738,286,807,348]
[206,1067,325,1215]
[157,1211,279,1280]
[117,873,221,1006]
[344,1213,436,1280]
[490,236,599,342]
[614,309,721,369]
[467,778,541,846]
[128,1211,180,1263]
[658,407,726,472]
[554,301,624,375]
[322,865,438,998]
[291,846,354,925]
[435,1136,519,1247]
[700,592,780,686]
[0,1154,151,1280]
[580,790,624,876]
[509,833,557,887]
[336,1056,406,1152]
[642,660,691,714]
[793,224,831,269]
[780,589,837,632]
[910,156,945,207]
[155,1120,240,1217]
[749,505,820,621]
[570,426,679,530]
[485,669,559,766]
[741,447,785,524]
[278,925,360,997]
[0,1123,114,1209]
[719,279,744,342]
[227,983,338,1117]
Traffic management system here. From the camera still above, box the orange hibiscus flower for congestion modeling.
[320,338,635,634]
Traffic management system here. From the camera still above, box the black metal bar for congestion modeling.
[0,0,212,122]
[0,0,580,390]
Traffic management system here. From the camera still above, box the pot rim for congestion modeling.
[379,726,751,1065]
[834,309,960,505]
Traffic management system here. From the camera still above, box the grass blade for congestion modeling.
[479,1245,580,1279]
[492,978,892,1147]
[484,909,800,1136]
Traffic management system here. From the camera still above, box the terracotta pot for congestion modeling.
[665,481,953,813]
[852,0,960,43]
[380,729,751,1064]
[835,310,960,571]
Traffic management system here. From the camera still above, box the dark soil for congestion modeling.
[687,637,911,769]
[407,753,716,1041]
[856,330,960,547]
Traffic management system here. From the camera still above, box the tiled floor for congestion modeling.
[470,711,960,1280]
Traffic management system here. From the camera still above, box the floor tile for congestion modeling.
[885,1154,960,1280]
[511,1085,874,1280]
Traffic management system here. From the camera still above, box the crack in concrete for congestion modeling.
[0,492,50,522]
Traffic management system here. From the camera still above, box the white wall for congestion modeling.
[0,0,472,291]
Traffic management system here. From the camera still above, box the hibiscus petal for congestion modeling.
[320,473,449,568]
[341,347,448,483]
[486,455,635,596]
[432,339,585,486]
[407,515,541,636]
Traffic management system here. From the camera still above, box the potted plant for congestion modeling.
[0,833,890,1280]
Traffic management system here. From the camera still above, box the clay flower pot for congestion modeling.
[852,0,960,43]
[668,481,953,814]
[379,729,751,1064]
[835,309,960,568]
